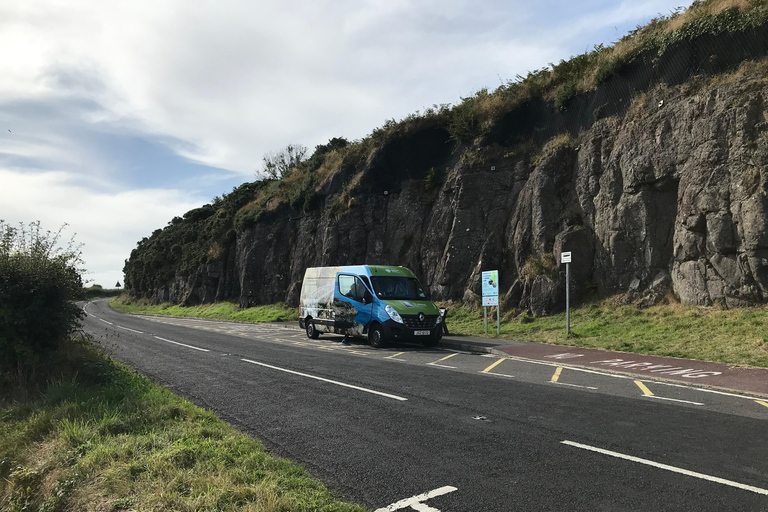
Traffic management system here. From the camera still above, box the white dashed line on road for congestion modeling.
[117,325,144,334]
[98,318,113,325]
[241,358,408,401]
[562,440,768,495]
[153,336,210,352]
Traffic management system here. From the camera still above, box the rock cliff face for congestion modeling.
[127,27,768,314]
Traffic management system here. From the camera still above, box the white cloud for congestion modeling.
[0,0,696,288]
[0,0,694,175]
[0,168,203,287]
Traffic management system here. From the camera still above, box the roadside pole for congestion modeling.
[561,252,572,336]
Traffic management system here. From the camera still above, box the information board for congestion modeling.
[481,270,499,298]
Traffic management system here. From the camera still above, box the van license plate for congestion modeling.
[414,330,430,336]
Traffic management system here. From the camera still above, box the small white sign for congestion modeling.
[482,295,499,306]
[561,251,572,264]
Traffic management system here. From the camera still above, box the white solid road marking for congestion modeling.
[562,441,768,495]
[642,395,704,405]
[117,325,144,334]
[98,318,113,325]
[552,382,599,390]
[375,486,458,512]
[153,336,210,352]
[241,359,408,401]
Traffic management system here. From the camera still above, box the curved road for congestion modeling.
[81,299,768,511]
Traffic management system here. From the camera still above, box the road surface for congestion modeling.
[81,299,768,511]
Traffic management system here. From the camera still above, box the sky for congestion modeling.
[0,0,694,288]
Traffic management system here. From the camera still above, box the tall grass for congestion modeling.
[0,338,367,512]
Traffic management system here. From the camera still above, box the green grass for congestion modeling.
[110,296,297,323]
[0,338,368,512]
[442,299,768,368]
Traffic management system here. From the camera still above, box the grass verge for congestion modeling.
[442,299,768,368]
[110,295,296,323]
[0,337,367,512]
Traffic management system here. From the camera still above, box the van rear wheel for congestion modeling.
[306,319,320,339]
[368,325,386,348]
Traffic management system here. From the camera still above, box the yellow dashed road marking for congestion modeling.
[482,357,506,373]
[635,380,654,396]
[551,367,562,383]
[430,352,459,364]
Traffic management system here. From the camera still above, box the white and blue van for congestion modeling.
[298,265,443,348]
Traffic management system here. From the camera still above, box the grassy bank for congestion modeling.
[444,299,768,368]
[0,338,367,512]
[110,295,296,323]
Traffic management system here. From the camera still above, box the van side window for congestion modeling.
[339,275,370,302]
[338,275,356,299]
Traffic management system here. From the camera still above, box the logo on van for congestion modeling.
[418,313,425,322]
[403,301,414,308]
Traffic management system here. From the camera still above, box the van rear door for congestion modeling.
[334,274,373,337]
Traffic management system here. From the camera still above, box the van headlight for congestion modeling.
[385,304,403,324]
[436,315,442,324]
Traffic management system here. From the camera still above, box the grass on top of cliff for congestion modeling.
[110,295,296,323]
[0,337,367,512]
[444,299,768,368]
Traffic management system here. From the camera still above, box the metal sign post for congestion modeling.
[482,270,500,335]
[561,252,572,336]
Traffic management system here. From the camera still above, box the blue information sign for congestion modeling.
[482,270,499,297]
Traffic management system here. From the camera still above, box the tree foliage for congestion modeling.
[258,144,308,180]
[0,221,85,379]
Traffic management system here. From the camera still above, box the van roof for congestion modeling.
[366,265,416,278]
[303,265,417,279]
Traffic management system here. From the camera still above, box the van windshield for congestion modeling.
[370,276,427,300]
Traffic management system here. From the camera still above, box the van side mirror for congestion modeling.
[363,290,373,304]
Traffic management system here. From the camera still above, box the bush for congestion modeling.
[0,221,84,380]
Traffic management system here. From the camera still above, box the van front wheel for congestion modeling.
[306,319,320,339]
[368,325,386,348]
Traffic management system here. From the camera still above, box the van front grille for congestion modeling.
[402,314,438,328]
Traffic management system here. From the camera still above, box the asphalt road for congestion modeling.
[82,299,768,511]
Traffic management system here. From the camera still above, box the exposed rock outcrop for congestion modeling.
[125,26,768,315]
